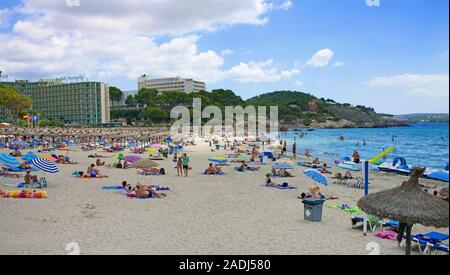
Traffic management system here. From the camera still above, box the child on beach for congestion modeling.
[177,157,183,176]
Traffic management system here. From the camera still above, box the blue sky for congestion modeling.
[0,0,448,114]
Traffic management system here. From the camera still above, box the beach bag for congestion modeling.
[39,178,48,188]
[160,168,166,175]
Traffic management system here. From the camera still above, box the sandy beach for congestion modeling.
[0,140,448,255]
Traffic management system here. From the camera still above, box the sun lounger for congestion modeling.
[351,216,380,232]
[382,220,400,231]
[428,243,449,255]
[402,232,449,255]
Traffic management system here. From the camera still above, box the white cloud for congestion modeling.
[367,73,449,97]
[332,61,345,68]
[294,80,303,86]
[226,60,300,83]
[0,0,298,86]
[306,49,335,68]
[19,0,286,35]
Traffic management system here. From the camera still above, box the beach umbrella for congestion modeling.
[31,158,59,173]
[303,169,328,187]
[275,163,294,170]
[0,153,20,168]
[208,157,229,164]
[22,152,39,162]
[357,168,449,255]
[122,155,142,163]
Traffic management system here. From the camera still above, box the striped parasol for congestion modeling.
[0,153,20,168]
[31,158,59,173]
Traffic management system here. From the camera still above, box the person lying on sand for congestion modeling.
[88,154,108,158]
[19,161,32,169]
[205,163,223,175]
[141,168,163,175]
[0,169,22,178]
[122,181,135,193]
[96,159,106,167]
[319,164,332,174]
[77,171,108,179]
[10,149,22,157]
[54,154,78,165]
[135,183,167,199]
[265,174,276,187]
[298,187,338,201]
[279,168,294,178]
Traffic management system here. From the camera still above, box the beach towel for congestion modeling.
[1,190,48,199]
[8,167,39,172]
[327,204,363,214]
[375,231,398,241]
[101,186,124,190]
[260,184,298,190]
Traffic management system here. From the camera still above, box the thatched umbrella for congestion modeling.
[358,168,449,255]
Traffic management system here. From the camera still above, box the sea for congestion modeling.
[279,123,449,170]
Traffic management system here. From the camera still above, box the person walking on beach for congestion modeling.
[182,153,190,177]
[292,142,297,158]
[282,141,287,156]
[177,157,183,176]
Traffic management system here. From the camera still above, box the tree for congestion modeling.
[109,87,123,107]
[135,88,159,106]
[0,85,33,125]
[141,107,169,123]
[125,95,136,106]
[303,118,312,127]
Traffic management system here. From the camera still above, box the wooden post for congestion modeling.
[405,224,413,256]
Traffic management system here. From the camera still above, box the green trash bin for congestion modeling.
[162,151,168,158]
[302,198,326,222]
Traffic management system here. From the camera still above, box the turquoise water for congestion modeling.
[280,123,449,169]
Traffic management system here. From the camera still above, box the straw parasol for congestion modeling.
[357,168,449,255]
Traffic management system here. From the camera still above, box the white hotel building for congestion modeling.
[138,75,206,93]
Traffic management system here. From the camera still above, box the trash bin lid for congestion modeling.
[302,198,326,206]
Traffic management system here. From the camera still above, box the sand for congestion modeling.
[0,141,448,255]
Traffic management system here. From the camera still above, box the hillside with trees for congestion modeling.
[112,89,406,128]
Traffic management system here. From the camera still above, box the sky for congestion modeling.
[0,0,448,115]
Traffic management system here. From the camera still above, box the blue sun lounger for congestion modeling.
[402,232,449,255]
[382,220,400,231]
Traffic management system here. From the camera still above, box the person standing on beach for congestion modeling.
[177,157,183,176]
[293,142,297,158]
[282,141,287,156]
[182,153,190,177]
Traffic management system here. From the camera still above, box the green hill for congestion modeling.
[246,91,406,129]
